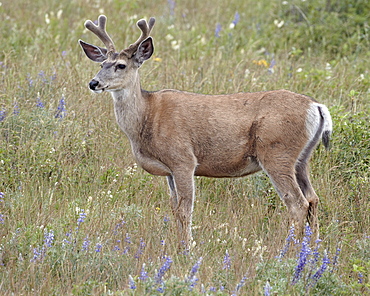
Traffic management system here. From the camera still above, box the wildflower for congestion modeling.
[223,250,231,270]
[155,255,173,288]
[0,110,6,122]
[233,273,248,295]
[163,216,170,222]
[135,238,146,259]
[277,224,296,260]
[62,231,72,246]
[26,73,34,87]
[253,59,268,67]
[95,243,102,252]
[273,19,284,28]
[0,192,4,201]
[215,23,222,38]
[13,102,20,115]
[128,275,137,289]
[77,209,87,224]
[310,250,330,286]
[264,280,271,296]
[330,245,341,272]
[36,94,45,108]
[268,59,276,74]
[31,247,42,262]
[38,70,48,83]
[62,50,68,57]
[125,233,132,244]
[187,257,203,291]
[113,239,121,251]
[44,229,54,248]
[292,224,312,284]
[55,95,67,118]
[113,219,126,236]
[230,12,240,29]
[358,273,364,284]
[139,263,148,281]
[310,239,322,268]
[82,236,90,251]
[0,214,4,224]
[168,0,176,16]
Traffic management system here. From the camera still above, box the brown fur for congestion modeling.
[79,16,333,247]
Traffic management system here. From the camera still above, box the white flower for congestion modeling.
[274,19,284,28]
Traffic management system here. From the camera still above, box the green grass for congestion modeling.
[1,0,369,294]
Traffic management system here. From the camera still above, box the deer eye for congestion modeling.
[116,64,126,70]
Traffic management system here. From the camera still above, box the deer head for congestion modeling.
[79,15,155,93]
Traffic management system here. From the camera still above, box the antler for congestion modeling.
[122,17,155,57]
[84,15,116,54]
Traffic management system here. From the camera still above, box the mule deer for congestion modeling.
[79,15,332,247]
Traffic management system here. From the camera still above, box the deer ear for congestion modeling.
[134,37,154,67]
[79,40,108,62]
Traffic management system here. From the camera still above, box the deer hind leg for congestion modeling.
[167,170,195,248]
[260,158,309,237]
[295,161,319,239]
[167,175,178,216]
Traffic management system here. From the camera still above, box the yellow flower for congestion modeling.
[253,59,268,67]
[154,57,163,62]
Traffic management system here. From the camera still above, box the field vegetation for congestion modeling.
[0,0,369,294]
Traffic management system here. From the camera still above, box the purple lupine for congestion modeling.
[155,256,173,292]
[36,95,45,108]
[62,231,72,246]
[233,273,248,294]
[26,73,34,87]
[0,110,6,122]
[38,70,48,83]
[277,224,296,260]
[95,243,102,252]
[135,238,146,259]
[82,236,90,251]
[215,23,222,38]
[264,280,271,296]
[44,230,54,248]
[77,209,86,226]
[310,250,330,286]
[128,275,136,289]
[55,95,66,118]
[13,102,20,115]
[187,257,203,291]
[113,219,126,235]
[292,224,312,284]
[223,250,231,270]
[139,263,148,281]
[113,240,121,251]
[168,0,176,16]
[330,246,341,272]
[232,12,240,26]
[358,273,364,284]
[31,247,42,262]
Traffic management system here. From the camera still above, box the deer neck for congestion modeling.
[111,75,146,139]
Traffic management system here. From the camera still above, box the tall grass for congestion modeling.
[1,0,369,294]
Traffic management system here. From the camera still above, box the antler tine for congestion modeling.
[122,17,156,57]
[84,15,116,53]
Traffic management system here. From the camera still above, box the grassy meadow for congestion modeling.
[1,0,369,294]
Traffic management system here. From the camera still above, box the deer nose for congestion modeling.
[89,79,99,90]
